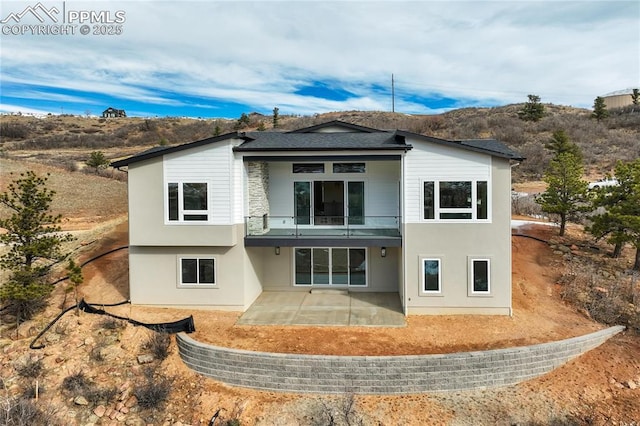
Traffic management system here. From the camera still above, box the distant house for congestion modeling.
[102,107,126,118]
[111,120,524,316]
[601,89,637,110]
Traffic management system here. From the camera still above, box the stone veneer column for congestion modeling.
[247,162,270,235]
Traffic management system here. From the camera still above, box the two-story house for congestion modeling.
[111,121,523,315]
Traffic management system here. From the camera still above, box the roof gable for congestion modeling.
[287,120,380,133]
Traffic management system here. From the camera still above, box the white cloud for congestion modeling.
[1,0,638,115]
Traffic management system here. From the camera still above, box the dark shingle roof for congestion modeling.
[233,131,409,152]
[459,139,525,161]
[110,120,524,167]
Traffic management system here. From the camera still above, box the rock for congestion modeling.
[45,333,60,343]
[74,396,89,406]
[116,412,127,421]
[124,417,146,426]
[125,395,138,408]
[557,245,572,253]
[137,354,154,364]
[628,380,638,389]
[94,405,106,417]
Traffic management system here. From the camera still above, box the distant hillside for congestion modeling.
[1,104,639,181]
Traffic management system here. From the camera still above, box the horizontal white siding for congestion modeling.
[164,142,233,225]
[232,152,245,223]
[366,161,400,218]
[404,140,491,223]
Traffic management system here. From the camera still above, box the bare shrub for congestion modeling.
[512,194,543,217]
[90,345,106,362]
[141,330,172,361]
[20,382,45,400]
[85,385,118,405]
[99,317,124,330]
[62,371,90,394]
[134,368,172,409]
[310,394,365,426]
[560,263,637,330]
[0,122,30,139]
[0,396,59,426]
[15,358,43,379]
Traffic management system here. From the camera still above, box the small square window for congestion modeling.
[180,258,216,285]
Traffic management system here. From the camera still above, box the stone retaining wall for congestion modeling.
[177,326,624,394]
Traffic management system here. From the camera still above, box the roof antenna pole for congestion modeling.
[391,74,395,113]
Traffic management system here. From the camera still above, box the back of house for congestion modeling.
[111,120,523,316]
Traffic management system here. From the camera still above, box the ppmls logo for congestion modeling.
[1,2,60,23]
[1,2,126,36]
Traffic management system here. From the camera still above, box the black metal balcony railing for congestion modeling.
[245,215,401,238]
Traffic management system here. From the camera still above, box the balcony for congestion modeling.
[244,215,402,247]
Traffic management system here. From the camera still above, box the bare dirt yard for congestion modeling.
[1,159,639,425]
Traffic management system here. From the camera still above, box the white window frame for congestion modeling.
[177,256,216,288]
[166,181,210,223]
[421,179,491,222]
[468,257,491,296]
[420,257,443,296]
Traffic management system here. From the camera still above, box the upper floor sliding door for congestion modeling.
[294,180,364,226]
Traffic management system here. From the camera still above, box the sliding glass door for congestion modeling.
[294,248,367,286]
[294,180,364,226]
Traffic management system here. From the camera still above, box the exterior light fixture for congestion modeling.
[275,246,280,255]
[381,247,387,257]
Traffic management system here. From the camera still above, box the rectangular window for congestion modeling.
[168,182,209,222]
[422,259,441,293]
[333,163,365,173]
[294,248,366,286]
[293,163,324,173]
[168,183,179,221]
[423,181,434,220]
[477,181,488,220]
[180,258,215,285]
[471,259,490,293]
[423,180,489,221]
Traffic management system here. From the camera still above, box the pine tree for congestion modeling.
[545,130,582,160]
[587,159,640,270]
[592,96,609,121]
[518,94,545,122]
[631,89,640,106]
[272,107,280,129]
[85,151,110,173]
[536,132,588,236]
[0,172,75,323]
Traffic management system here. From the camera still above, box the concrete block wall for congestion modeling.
[177,326,624,394]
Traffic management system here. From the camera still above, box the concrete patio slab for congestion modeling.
[237,291,405,327]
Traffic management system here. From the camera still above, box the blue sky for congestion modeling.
[1,1,638,119]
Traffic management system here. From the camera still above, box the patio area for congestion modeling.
[237,291,405,326]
